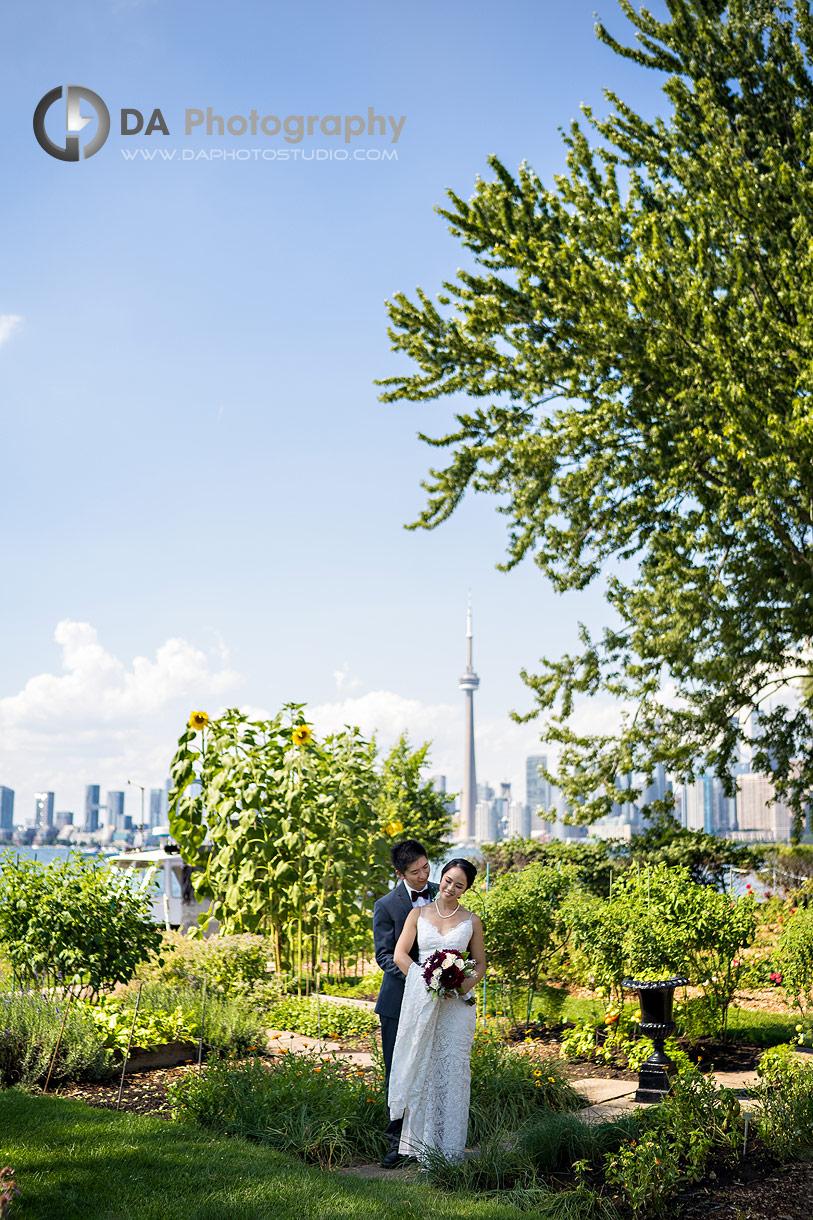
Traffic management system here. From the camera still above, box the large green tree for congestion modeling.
[379,0,813,834]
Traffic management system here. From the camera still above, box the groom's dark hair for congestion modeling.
[390,839,428,874]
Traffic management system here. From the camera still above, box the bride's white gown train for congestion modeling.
[387,911,476,1162]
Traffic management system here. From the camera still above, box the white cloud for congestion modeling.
[0,620,239,731]
[332,661,362,696]
[0,315,21,346]
[0,620,242,818]
[309,689,549,798]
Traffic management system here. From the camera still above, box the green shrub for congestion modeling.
[424,1112,633,1214]
[756,1057,813,1160]
[135,931,280,1001]
[167,1051,387,1166]
[637,1066,741,1182]
[322,970,383,999]
[564,865,756,1037]
[74,994,197,1053]
[604,1129,682,1218]
[468,862,576,1026]
[422,1129,531,1194]
[266,996,377,1039]
[601,1067,741,1217]
[516,1111,638,1172]
[756,1041,798,1082]
[0,853,162,997]
[0,992,112,1086]
[559,1013,654,1073]
[776,907,813,1016]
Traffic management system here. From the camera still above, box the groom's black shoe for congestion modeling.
[380,1149,410,1168]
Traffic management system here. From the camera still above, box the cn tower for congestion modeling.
[458,594,480,839]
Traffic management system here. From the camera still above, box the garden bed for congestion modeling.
[59,1064,194,1117]
[678,1151,813,1219]
[119,1040,199,1072]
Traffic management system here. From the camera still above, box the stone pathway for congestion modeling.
[266,1027,374,1069]
[575,1067,762,1123]
[265,993,378,1068]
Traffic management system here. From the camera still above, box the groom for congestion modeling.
[373,838,437,1168]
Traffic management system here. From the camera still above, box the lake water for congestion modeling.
[0,846,114,866]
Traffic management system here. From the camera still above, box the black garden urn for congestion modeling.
[621,976,689,1103]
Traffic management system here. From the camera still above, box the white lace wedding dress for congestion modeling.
[387,910,476,1162]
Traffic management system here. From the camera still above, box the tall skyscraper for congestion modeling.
[526,755,548,810]
[639,764,668,811]
[84,784,101,832]
[149,787,165,828]
[34,791,54,829]
[0,787,13,833]
[507,800,531,839]
[736,772,791,841]
[458,595,480,840]
[526,755,550,836]
[475,799,500,843]
[107,790,125,831]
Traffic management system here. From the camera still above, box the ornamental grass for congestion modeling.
[167,1051,388,1167]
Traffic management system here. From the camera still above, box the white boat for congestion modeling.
[108,848,211,931]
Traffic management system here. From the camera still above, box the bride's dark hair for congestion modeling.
[440,858,477,891]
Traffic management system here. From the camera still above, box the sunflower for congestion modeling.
[188,711,210,731]
[292,724,313,747]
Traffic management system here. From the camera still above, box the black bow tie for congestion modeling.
[410,887,431,902]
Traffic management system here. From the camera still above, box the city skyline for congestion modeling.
[1,741,797,846]
[1,639,798,843]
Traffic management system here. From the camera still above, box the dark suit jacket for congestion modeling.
[373,880,438,1020]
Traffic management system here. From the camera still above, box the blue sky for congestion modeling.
[0,0,670,823]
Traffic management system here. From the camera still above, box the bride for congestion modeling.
[387,858,485,1163]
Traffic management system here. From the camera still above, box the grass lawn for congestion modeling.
[726,1006,799,1045]
[0,1091,524,1220]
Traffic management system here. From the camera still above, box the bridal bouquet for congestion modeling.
[421,949,477,1005]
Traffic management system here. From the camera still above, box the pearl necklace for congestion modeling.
[435,898,460,919]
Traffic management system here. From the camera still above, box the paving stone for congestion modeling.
[264,1029,374,1067]
[571,1078,637,1104]
[715,1070,760,1092]
[579,1098,647,1124]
